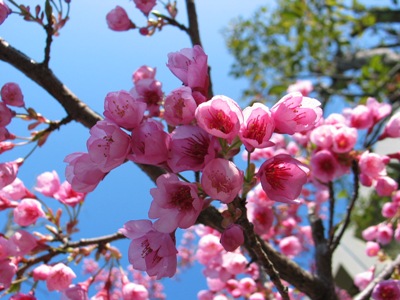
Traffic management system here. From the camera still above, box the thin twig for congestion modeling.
[331,160,359,252]
[327,181,335,246]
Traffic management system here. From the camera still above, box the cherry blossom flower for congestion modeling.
[35,171,61,197]
[310,150,340,183]
[366,97,391,125]
[32,264,51,281]
[375,176,398,197]
[46,263,76,292]
[163,86,197,126]
[13,198,45,226]
[167,125,219,173]
[130,78,163,117]
[372,280,400,300]
[10,292,37,300]
[132,65,156,84]
[167,45,209,96]
[106,6,133,31]
[349,104,373,129]
[103,90,146,130]
[365,241,380,257]
[376,223,393,245]
[196,95,243,143]
[0,101,14,127]
[287,80,313,96]
[120,219,177,279]
[87,120,131,172]
[2,177,31,201]
[257,154,309,203]
[239,103,275,152]
[0,160,21,189]
[54,181,86,207]
[201,158,244,204]
[271,92,322,134]
[331,125,357,153]
[1,82,25,107]
[61,283,89,300]
[220,224,244,252]
[279,235,302,257]
[133,0,156,15]
[354,267,374,291]
[64,152,106,193]
[122,282,149,300]
[149,173,203,233]
[128,119,170,166]
[381,112,400,139]
[0,259,17,290]
[9,230,37,256]
[359,151,387,180]
[0,0,11,25]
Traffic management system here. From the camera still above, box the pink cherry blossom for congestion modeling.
[2,177,31,201]
[365,241,380,257]
[196,234,223,264]
[239,277,257,296]
[120,219,177,279]
[61,283,89,300]
[362,225,377,241]
[0,160,20,189]
[372,280,400,300]
[1,82,25,107]
[354,267,374,290]
[167,45,209,96]
[131,78,163,117]
[382,112,400,139]
[257,154,309,203]
[279,235,302,257]
[375,176,398,197]
[376,223,393,245]
[122,282,149,300]
[359,151,387,179]
[32,264,51,281]
[35,170,61,197]
[0,0,11,25]
[133,0,156,15]
[9,230,37,256]
[132,65,156,84]
[201,158,244,204]
[163,86,197,126]
[103,90,146,130]
[167,125,219,173]
[46,263,76,291]
[349,104,373,129]
[87,120,131,172]
[54,181,86,207]
[128,119,170,165]
[0,259,17,290]
[249,292,266,300]
[381,202,398,218]
[239,103,275,152]
[220,224,244,252]
[13,198,45,226]
[149,173,203,233]
[195,95,243,143]
[310,150,340,183]
[106,6,133,31]
[0,236,12,260]
[331,125,357,153]
[271,92,322,134]
[366,97,392,124]
[0,101,14,127]
[287,80,313,96]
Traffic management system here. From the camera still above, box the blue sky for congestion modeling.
[0,1,268,299]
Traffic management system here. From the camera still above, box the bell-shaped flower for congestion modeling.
[257,154,309,203]
[220,224,244,252]
[103,90,146,130]
[35,171,61,197]
[167,125,219,173]
[13,198,45,226]
[0,1,11,25]
[149,173,203,233]
[128,119,170,166]
[106,6,133,31]
[239,103,275,152]
[87,120,131,172]
[195,95,243,143]
[201,158,244,204]
[132,65,156,84]
[167,45,209,96]
[1,82,25,107]
[310,150,340,183]
[271,92,322,134]
[64,152,106,193]
[163,86,197,126]
[54,181,86,207]
[46,263,76,292]
[120,219,177,279]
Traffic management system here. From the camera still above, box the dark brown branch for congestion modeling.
[354,254,400,300]
[185,0,202,47]
[328,181,335,246]
[331,160,359,252]
[309,208,337,300]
